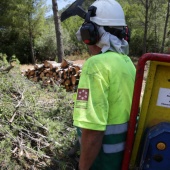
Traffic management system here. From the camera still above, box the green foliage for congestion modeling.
[34,18,57,61]
[118,0,170,55]
[0,0,170,62]
[0,58,77,169]
[0,0,50,64]
[62,16,88,56]
[0,53,8,66]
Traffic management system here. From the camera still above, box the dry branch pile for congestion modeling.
[23,59,82,92]
[0,56,77,169]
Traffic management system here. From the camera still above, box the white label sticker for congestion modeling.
[157,88,170,108]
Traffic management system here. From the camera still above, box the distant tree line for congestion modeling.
[0,0,169,64]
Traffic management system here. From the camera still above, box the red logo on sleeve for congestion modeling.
[77,89,89,101]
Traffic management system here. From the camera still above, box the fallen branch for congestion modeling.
[9,111,17,123]
[0,65,14,72]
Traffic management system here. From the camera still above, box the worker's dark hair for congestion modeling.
[104,26,131,43]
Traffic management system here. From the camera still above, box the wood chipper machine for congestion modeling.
[122,53,170,170]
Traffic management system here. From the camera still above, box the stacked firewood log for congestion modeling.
[23,59,82,92]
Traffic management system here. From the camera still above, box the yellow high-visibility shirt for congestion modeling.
[73,51,136,130]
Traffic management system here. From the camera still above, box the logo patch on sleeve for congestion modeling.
[77,89,89,101]
[75,89,89,109]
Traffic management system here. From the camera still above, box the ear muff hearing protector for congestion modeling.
[80,6,99,45]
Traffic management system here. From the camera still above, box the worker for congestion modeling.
[73,0,136,169]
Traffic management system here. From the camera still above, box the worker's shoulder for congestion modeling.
[86,51,116,63]
[82,53,107,73]
[92,52,128,64]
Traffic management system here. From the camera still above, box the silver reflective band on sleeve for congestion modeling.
[78,136,81,145]
[103,142,125,153]
[104,122,128,135]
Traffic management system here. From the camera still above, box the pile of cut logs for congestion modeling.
[23,59,82,92]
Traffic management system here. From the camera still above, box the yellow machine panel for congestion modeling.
[130,61,170,168]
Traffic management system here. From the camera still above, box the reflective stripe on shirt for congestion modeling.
[77,122,128,154]
[104,122,128,135]
[103,123,128,153]
[103,142,125,153]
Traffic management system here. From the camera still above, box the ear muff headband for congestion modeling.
[80,6,99,45]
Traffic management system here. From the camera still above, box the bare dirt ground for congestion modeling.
[20,64,34,72]
[20,60,86,72]
[72,60,85,65]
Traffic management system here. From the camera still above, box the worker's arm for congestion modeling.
[78,128,104,170]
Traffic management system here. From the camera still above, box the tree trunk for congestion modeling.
[52,0,64,63]
[154,3,157,53]
[161,0,170,53]
[29,30,35,64]
[28,13,36,64]
[142,0,149,54]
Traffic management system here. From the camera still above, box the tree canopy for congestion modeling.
[0,0,169,64]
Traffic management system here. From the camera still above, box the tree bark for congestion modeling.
[28,13,36,64]
[52,0,64,63]
[142,0,149,54]
[161,0,170,53]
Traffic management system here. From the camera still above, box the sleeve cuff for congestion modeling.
[73,120,106,131]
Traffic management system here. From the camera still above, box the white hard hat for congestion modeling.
[90,0,126,26]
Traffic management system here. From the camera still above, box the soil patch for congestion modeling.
[72,60,86,65]
[20,60,86,72]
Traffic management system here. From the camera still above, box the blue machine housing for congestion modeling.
[140,122,170,170]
